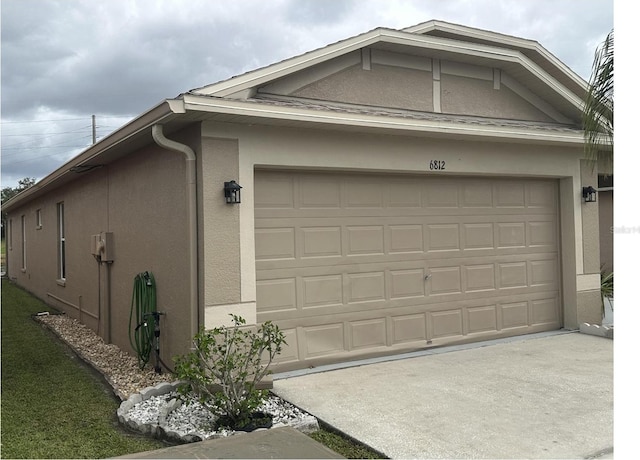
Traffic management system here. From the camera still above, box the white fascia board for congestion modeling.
[195,30,384,97]
[182,94,583,145]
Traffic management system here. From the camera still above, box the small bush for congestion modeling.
[601,269,613,311]
[173,314,286,430]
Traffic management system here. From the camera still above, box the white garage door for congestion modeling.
[255,170,561,370]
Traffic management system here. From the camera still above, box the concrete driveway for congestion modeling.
[272,331,613,459]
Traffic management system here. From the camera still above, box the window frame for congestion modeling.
[21,215,26,271]
[57,202,66,284]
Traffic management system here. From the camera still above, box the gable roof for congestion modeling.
[189,20,586,123]
[404,20,587,99]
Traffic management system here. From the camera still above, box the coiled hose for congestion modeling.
[129,271,157,369]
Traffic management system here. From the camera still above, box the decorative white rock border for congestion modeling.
[117,381,319,443]
[580,323,614,339]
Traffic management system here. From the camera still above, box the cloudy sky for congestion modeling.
[1,0,614,189]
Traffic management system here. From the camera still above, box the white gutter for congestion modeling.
[151,124,199,340]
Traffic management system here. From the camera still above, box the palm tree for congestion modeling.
[582,30,613,173]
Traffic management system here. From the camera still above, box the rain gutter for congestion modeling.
[151,124,199,341]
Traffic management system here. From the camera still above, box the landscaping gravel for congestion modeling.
[35,313,173,400]
[35,312,317,441]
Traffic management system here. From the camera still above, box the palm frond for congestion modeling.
[583,30,614,173]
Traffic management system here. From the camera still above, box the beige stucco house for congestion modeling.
[2,21,611,372]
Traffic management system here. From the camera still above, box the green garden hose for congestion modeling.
[129,271,157,369]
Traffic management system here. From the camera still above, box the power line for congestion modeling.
[0,117,89,124]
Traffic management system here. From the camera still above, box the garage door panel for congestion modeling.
[349,318,387,350]
[346,271,386,303]
[389,268,426,299]
[461,181,494,207]
[430,309,464,339]
[463,264,496,292]
[255,227,295,260]
[424,181,459,207]
[299,226,342,258]
[389,224,424,253]
[501,301,529,329]
[467,304,498,333]
[426,224,460,251]
[531,297,561,325]
[303,323,346,358]
[256,278,297,313]
[301,275,343,308]
[256,170,561,369]
[346,225,385,255]
[345,181,384,208]
[495,182,526,207]
[299,177,341,208]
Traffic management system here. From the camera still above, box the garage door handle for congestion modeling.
[424,274,432,281]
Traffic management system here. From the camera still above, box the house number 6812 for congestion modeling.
[429,160,446,170]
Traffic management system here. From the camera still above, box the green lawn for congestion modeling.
[1,279,166,459]
[1,278,385,459]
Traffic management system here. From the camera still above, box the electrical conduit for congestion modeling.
[151,124,199,341]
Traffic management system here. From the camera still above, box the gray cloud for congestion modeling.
[1,0,614,188]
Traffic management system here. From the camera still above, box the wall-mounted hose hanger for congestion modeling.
[129,271,160,370]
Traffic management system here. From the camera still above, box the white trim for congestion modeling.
[361,48,371,70]
[441,60,493,80]
[204,302,257,329]
[577,274,600,291]
[258,52,360,96]
[370,48,432,71]
[403,20,587,92]
[183,94,584,145]
[501,73,573,124]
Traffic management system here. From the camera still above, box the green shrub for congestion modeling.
[601,269,613,311]
[173,314,286,430]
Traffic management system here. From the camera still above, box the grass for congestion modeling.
[1,278,166,459]
[1,238,5,273]
[309,427,387,459]
[1,278,385,459]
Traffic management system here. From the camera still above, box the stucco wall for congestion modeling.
[580,160,601,275]
[6,171,109,332]
[293,64,434,112]
[198,136,254,328]
[5,128,196,364]
[201,121,592,330]
[441,74,555,122]
[598,190,613,273]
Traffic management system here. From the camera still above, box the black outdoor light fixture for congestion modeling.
[224,180,242,204]
[582,186,597,203]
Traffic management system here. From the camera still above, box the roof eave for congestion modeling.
[183,94,584,146]
[2,99,184,213]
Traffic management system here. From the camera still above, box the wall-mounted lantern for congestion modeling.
[224,180,242,204]
[582,186,597,203]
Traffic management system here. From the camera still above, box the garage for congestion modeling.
[255,170,561,369]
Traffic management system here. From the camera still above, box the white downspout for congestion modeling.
[151,124,199,340]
